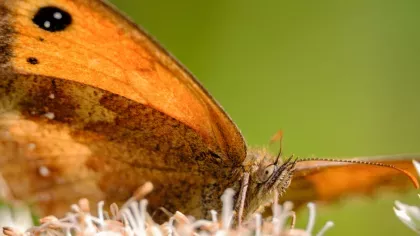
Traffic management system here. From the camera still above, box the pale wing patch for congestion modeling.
[0,111,104,216]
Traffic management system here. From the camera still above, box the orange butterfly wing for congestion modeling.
[280,155,420,207]
[0,0,246,219]
[5,0,246,162]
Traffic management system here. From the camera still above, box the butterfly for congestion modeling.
[0,0,418,224]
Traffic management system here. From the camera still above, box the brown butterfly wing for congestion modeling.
[280,155,419,208]
[0,0,246,219]
[3,0,246,162]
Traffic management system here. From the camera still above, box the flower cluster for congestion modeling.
[0,182,333,236]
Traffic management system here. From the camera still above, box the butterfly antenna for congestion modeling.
[297,158,419,188]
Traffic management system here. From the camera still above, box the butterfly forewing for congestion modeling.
[0,0,246,219]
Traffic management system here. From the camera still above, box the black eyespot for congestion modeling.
[32,6,72,32]
[27,57,39,65]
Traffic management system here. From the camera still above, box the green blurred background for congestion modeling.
[109,0,420,235]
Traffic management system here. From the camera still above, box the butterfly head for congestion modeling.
[242,148,297,218]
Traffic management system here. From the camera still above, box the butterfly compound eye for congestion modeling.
[256,164,276,183]
[32,6,72,32]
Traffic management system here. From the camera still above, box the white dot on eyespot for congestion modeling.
[53,12,63,20]
[44,21,51,28]
[39,166,50,177]
[49,93,55,99]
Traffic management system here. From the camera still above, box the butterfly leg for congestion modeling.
[234,172,250,226]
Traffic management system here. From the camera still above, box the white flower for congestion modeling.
[393,160,420,233]
[0,204,33,235]
[394,200,420,233]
